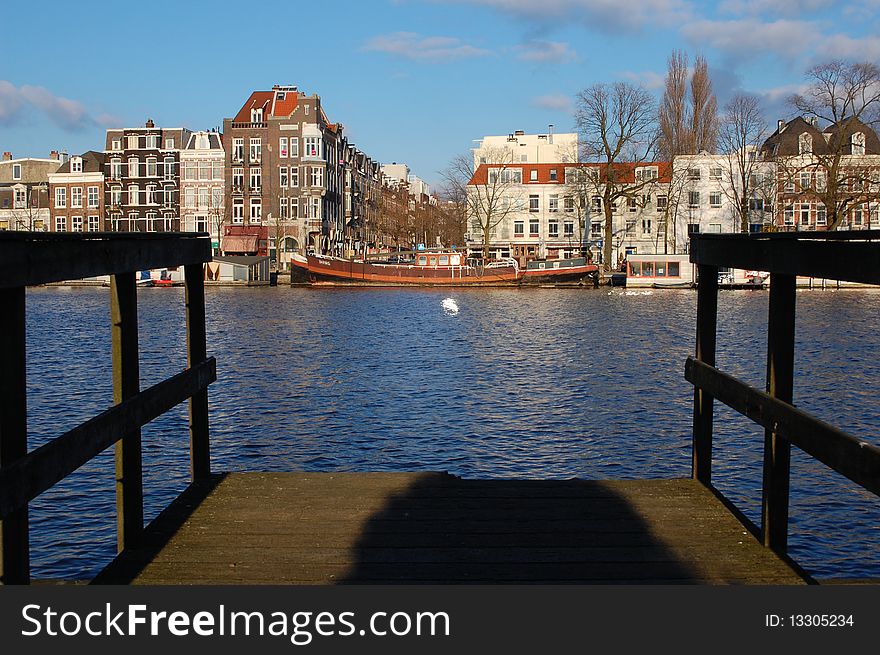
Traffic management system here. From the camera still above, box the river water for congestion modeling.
[23,286,880,581]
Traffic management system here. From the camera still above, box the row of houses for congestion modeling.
[0,85,437,269]
[466,118,880,267]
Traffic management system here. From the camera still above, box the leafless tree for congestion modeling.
[659,50,719,158]
[781,60,880,229]
[718,94,769,233]
[575,82,658,270]
[441,146,522,260]
[691,55,719,154]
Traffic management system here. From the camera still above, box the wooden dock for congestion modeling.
[94,472,807,585]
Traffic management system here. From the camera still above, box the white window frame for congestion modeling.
[55,187,66,208]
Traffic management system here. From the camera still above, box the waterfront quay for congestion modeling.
[1,232,879,585]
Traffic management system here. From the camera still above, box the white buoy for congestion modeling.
[442,298,459,316]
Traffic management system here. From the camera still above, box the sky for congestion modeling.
[2,0,880,188]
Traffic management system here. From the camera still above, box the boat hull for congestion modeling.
[520,264,599,285]
[291,254,520,286]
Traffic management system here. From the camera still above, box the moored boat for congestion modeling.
[520,257,599,285]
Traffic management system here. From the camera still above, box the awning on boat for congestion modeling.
[221,235,259,254]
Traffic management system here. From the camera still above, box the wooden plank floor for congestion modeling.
[94,472,810,585]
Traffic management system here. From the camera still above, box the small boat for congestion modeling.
[520,257,599,285]
[651,281,695,289]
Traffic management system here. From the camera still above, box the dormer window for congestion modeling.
[12,163,21,180]
[852,132,865,155]
[71,157,83,173]
[251,107,263,123]
[798,133,812,155]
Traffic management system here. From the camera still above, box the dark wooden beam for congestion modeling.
[0,234,211,288]
[690,236,880,284]
[184,264,211,481]
[762,273,796,554]
[685,357,880,498]
[111,273,143,553]
[692,265,718,485]
[0,358,216,521]
[0,287,29,584]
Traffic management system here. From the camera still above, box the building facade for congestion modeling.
[473,129,577,166]
[180,130,224,251]
[48,151,105,232]
[0,151,63,231]
[104,120,190,232]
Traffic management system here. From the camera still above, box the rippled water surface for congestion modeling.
[23,286,880,580]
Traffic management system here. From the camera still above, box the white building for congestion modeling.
[473,129,577,167]
[180,130,224,252]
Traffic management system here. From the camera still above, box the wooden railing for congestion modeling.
[0,232,216,584]
[686,230,880,555]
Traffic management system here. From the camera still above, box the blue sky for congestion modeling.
[2,0,880,187]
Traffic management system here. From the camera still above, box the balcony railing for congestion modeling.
[231,122,267,129]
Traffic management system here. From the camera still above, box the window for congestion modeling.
[279,197,288,219]
[852,132,866,155]
[211,187,221,209]
[111,158,123,179]
[199,161,211,180]
[55,216,66,232]
[687,167,701,180]
[88,215,99,231]
[800,204,811,226]
[290,198,299,218]
[799,133,813,155]
[212,160,222,180]
[529,219,539,236]
[71,158,82,173]
[548,221,559,237]
[564,196,575,213]
[280,137,288,158]
[529,194,539,212]
[112,139,122,151]
[71,187,82,208]
[232,167,243,188]
[147,158,157,177]
[816,172,826,191]
[249,138,261,162]
[250,198,262,222]
[195,215,208,233]
[563,222,574,237]
[656,195,667,212]
[642,218,652,234]
[817,204,827,226]
[14,187,25,209]
[310,198,320,220]
[251,107,263,123]
[165,189,174,207]
[799,172,811,190]
[853,205,865,226]
[591,222,602,237]
[688,191,700,208]
[165,138,175,149]
[232,138,244,161]
[232,198,244,224]
[592,196,602,212]
[784,205,794,226]
[199,188,210,208]
[687,223,700,235]
[184,188,195,208]
[128,135,139,149]
[250,168,261,191]
[784,179,795,193]
[55,187,66,208]
[749,198,765,212]
[71,216,83,232]
[165,157,175,180]
[668,262,680,277]
[183,161,197,181]
[110,189,122,207]
[628,197,638,212]
[311,167,324,188]
[549,195,559,213]
[549,169,557,181]
[280,166,288,188]
[709,191,721,208]
[129,158,139,177]
[514,221,524,236]
[636,167,658,182]
[709,167,722,179]
[303,136,321,159]
[146,184,157,204]
[289,138,299,158]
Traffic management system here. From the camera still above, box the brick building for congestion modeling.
[48,151,105,232]
[0,151,62,231]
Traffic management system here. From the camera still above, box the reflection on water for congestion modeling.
[23,286,880,580]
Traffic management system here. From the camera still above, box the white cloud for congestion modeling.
[531,94,574,113]
[437,0,691,31]
[0,80,106,131]
[363,32,491,61]
[815,34,880,62]
[680,19,819,60]
[516,41,577,63]
[620,70,666,90]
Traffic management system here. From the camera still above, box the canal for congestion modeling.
[23,286,880,581]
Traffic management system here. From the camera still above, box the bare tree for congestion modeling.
[780,60,880,229]
[441,146,522,260]
[691,55,719,154]
[575,82,658,270]
[659,50,690,160]
[718,94,768,233]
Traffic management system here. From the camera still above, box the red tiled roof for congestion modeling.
[468,162,672,186]
[232,89,301,122]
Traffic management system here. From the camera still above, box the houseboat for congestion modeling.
[520,257,600,285]
[624,253,767,289]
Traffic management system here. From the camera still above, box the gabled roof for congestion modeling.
[53,150,105,174]
[761,116,880,157]
[232,88,301,122]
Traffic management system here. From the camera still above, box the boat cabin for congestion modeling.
[415,252,463,267]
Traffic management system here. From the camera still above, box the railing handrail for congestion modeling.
[0,233,214,584]
[687,231,880,561]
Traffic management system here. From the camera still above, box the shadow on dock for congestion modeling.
[92,472,808,585]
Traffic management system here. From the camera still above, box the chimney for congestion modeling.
[145,118,155,128]
[777,119,785,133]
[548,123,554,144]
[50,150,59,160]
[2,151,12,161]
[514,130,525,136]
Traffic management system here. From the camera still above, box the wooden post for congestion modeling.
[185,263,210,481]
[0,286,29,584]
[762,273,796,554]
[692,263,718,485]
[111,272,143,552]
